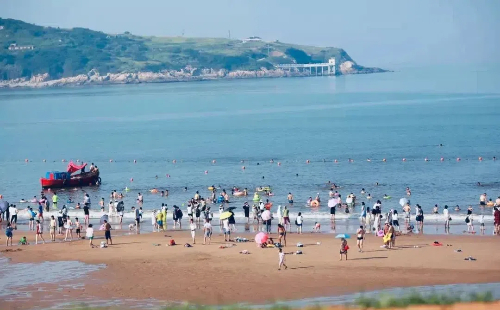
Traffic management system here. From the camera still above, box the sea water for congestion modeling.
[0,65,499,227]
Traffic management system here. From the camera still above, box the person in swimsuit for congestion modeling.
[64,216,74,241]
[5,222,13,246]
[75,217,82,239]
[356,226,365,252]
[433,205,439,214]
[86,224,94,248]
[277,224,287,247]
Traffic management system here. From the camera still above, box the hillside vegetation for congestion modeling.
[0,18,383,81]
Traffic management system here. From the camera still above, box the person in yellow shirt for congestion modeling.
[52,192,59,210]
[156,211,164,232]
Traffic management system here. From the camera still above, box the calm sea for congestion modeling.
[0,65,499,223]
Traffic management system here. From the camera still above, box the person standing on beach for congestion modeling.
[443,205,450,233]
[64,216,74,241]
[329,198,336,222]
[135,206,141,233]
[466,214,474,233]
[277,224,287,247]
[360,202,367,227]
[295,212,303,234]
[339,238,348,261]
[479,193,487,206]
[356,226,365,252]
[243,202,250,223]
[35,220,45,244]
[38,202,44,221]
[75,218,82,239]
[494,207,500,235]
[52,192,58,210]
[5,222,13,246]
[222,218,231,242]
[49,215,57,241]
[104,220,112,245]
[479,214,485,235]
[86,224,94,247]
[416,205,424,233]
[203,219,212,245]
[189,219,196,244]
[84,202,90,226]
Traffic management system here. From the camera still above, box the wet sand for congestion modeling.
[2,229,500,309]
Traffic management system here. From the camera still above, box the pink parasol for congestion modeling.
[255,232,268,244]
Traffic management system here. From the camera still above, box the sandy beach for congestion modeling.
[1,228,500,309]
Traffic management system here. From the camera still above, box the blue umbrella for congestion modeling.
[335,233,350,239]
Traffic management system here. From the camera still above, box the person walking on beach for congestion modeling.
[278,248,288,270]
[222,218,231,242]
[243,202,250,223]
[52,192,58,210]
[5,222,13,246]
[35,220,45,244]
[443,205,450,234]
[339,238,348,261]
[28,207,36,231]
[104,220,112,245]
[84,202,90,226]
[64,216,74,241]
[356,225,365,252]
[295,212,303,234]
[86,224,94,248]
[38,202,44,221]
[466,214,474,233]
[479,214,485,235]
[189,219,196,244]
[416,205,424,233]
[373,213,381,235]
[49,215,57,241]
[203,219,212,245]
[75,217,82,239]
[360,202,367,227]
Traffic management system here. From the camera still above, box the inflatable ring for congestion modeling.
[233,191,244,197]
[208,186,215,191]
[311,200,320,207]
[383,196,392,199]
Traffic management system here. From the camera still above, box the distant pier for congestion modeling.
[275,57,335,76]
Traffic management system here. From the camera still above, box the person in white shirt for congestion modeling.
[9,205,18,227]
[108,201,115,216]
[443,205,450,233]
[222,218,230,241]
[86,224,94,248]
[151,210,157,231]
[187,204,193,219]
[203,219,212,245]
[189,219,197,244]
[278,248,288,270]
[295,212,303,234]
[479,214,485,235]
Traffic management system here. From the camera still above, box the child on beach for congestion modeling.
[86,224,94,248]
[278,248,288,270]
[64,216,74,241]
[28,207,36,231]
[222,218,231,242]
[5,222,13,246]
[35,220,45,244]
[295,212,303,234]
[339,238,348,261]
[356,225,365,252]
[203,219,212,245]
[75,217,82,239]
[312,222,321,233]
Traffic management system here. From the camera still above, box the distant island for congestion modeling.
[0,18,387,88]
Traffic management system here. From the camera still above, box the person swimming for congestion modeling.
[455,205,461,211]
[367,193,372,199]
[361,188,365,194]
[433,204,439,214]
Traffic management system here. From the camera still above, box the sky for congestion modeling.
[1,0,499,68]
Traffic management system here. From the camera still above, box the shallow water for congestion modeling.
[0,65,499,223]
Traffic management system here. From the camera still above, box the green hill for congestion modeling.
[0,18,384,81]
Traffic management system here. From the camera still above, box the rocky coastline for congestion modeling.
[0,62,386,89]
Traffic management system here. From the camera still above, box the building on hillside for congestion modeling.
[8,43,34,51]
[242,36,262,43]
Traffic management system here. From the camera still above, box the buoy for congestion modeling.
[212,159,216,164]
[130,178,133,182]
[334,159,338,163]
[76,159,80,162]
[242,166,246,170]
[425,157,429,162]
[306,160,310,164]
[440,157,444,161]
[134,159,137,163]
[166,174,170,178]
[24,159,28,162]
[479,157,483,161]
[204,170,208,174]
[382,158,386,162]
[62,159,66,162]
[43,159,46,162]
[402,158,406,162]
[277,162,281,166]
[110,159,113,162]
[457,157,461,161]
[172,160,176,164]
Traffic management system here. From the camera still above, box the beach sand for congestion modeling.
[2,228,500,309]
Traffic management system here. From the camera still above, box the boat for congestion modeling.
[40,161,101,188]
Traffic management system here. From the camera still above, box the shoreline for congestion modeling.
[2,231,500,309]
[0,67,388,90]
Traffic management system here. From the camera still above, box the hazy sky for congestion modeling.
[1,0,499,68]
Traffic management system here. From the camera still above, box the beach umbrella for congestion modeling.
[226,207,237,211]
[220,211,232,220]
[335,233,351,239]
[399,198,408,207]
[328,198,336,208]
[100,214,109,224]
[255,232,268,244]
[260,210,271,221]
[0,200,9,213]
